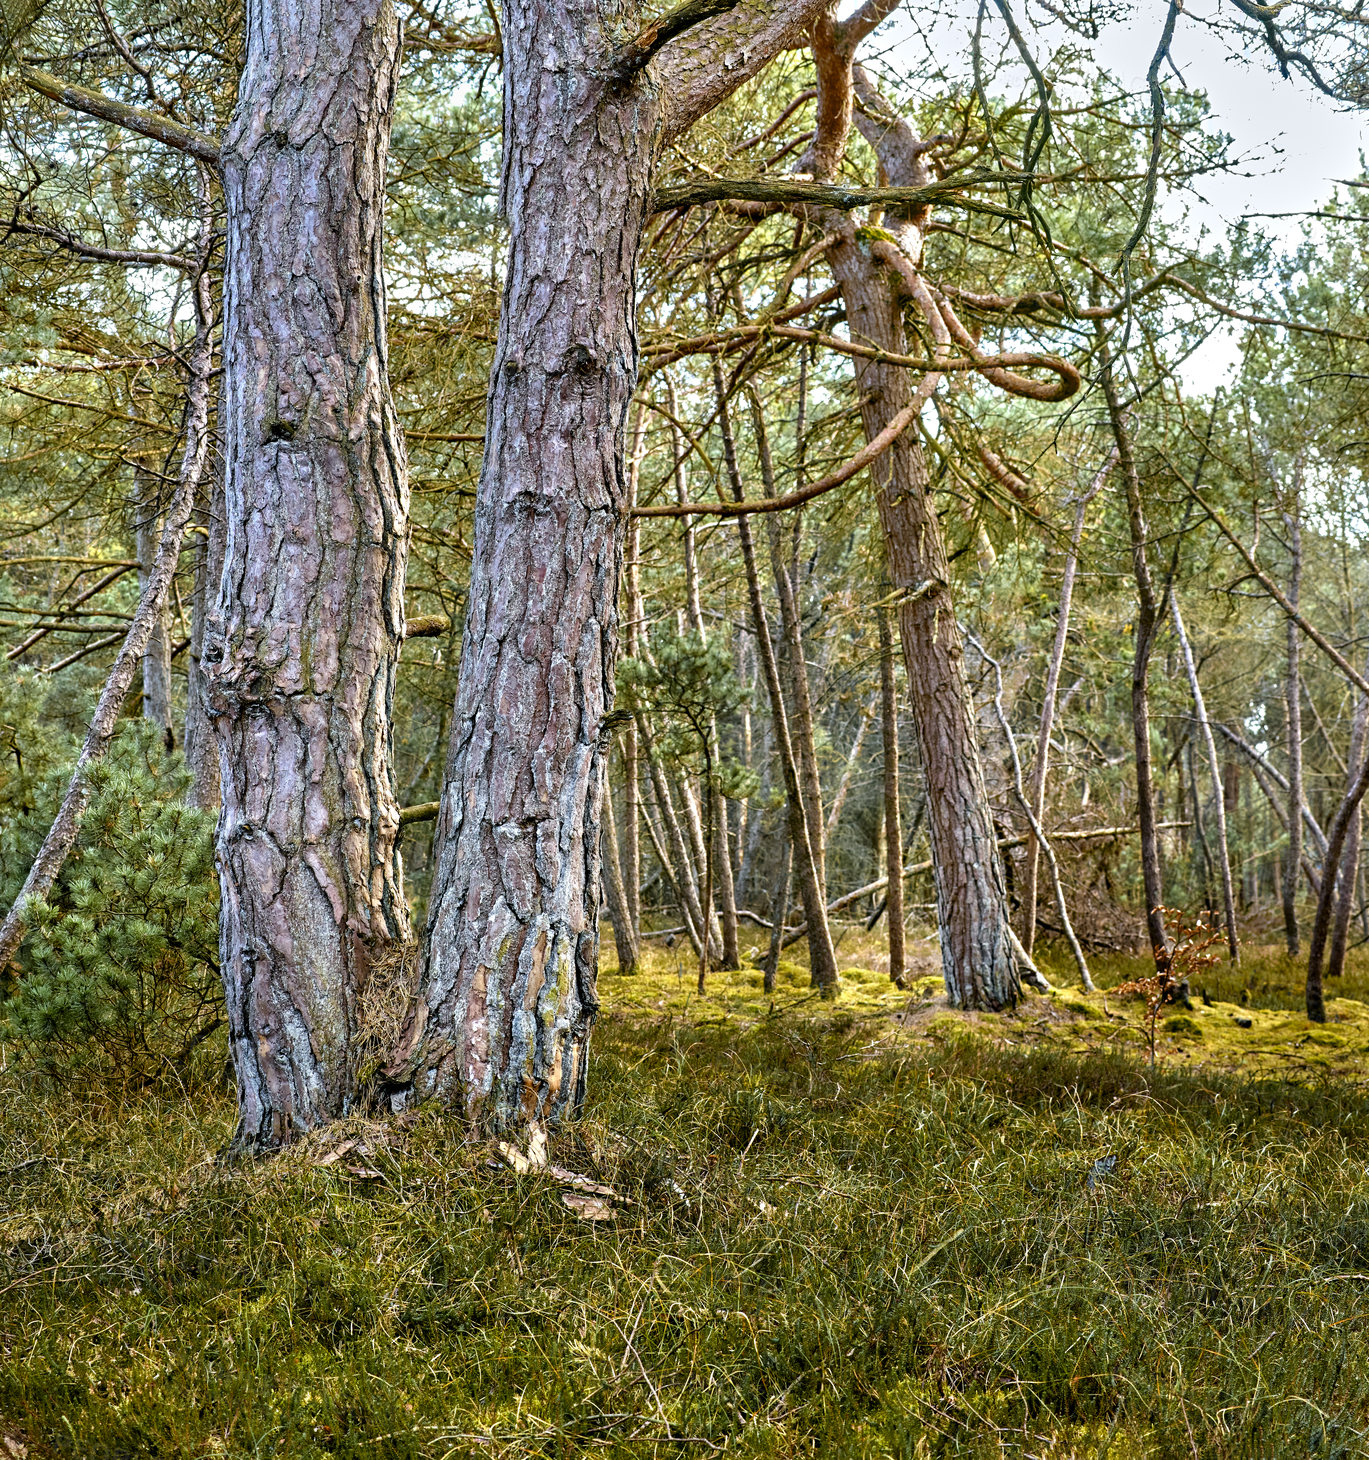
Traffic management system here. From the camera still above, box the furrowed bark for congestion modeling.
[0,267,214,975]
[393,0,833,1134]
[206,0,413,1149]
[390,2,655,1130]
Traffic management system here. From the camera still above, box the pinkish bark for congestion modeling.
[205,0,412,1149]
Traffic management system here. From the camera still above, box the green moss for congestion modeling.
[1162,1014,1204,1039]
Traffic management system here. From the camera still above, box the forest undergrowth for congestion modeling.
[3,935,1369,1458]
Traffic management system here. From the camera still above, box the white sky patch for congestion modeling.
[855,0,1368,396]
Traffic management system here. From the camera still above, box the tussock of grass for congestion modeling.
[5,951,1369,1457]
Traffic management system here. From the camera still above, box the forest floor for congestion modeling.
[3,927,1369,1457]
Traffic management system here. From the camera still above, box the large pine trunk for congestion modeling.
[390,2,658,1133]
[206,0,412,1149]
[826,240,1023,1010]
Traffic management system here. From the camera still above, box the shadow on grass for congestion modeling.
[2,1010,1368,1457]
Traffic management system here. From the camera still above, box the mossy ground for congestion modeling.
[2,924,1368,1457]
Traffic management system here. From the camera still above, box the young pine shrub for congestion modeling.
[2,724,222,1090]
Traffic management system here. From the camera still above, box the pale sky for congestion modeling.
[867,0,1368,392]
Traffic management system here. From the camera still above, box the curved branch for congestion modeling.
[2,216,198,271]
[19,64,223,169]
[933,286,1080,401]
[632,393,920,518]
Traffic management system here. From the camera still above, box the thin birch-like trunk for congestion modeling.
[1097,330,1169,964]
[1283,503,1304,955]
[1021,457,1110,953]
[1327,684,1369,982]
[1171,595,1240,962]
[0,259,214,975]
[877,604,905,988]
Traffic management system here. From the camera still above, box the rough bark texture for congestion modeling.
[391,3,660,1130]
[207,0,412,1148]
[877,604,904,988]
[390,0,832,1135]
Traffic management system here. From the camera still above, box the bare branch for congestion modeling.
[19,64,222,169]
[650,170,1024,217]
[632,392,921,518]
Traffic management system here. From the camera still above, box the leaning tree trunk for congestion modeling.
[135,468,175,746]
[1327,680,1369,983]
[824,237,1024,1010]
[389,4,658,1132]
[877,603,905,988]
[205,0,412,1149]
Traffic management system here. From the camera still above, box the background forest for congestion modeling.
[2,0,1369,1453]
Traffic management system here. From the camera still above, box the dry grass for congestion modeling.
[1,925,1367,1456]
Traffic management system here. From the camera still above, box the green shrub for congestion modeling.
[3,723,222,1089]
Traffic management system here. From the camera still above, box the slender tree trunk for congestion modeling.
[713,782,741,969]
[136,468,175,745]
[1283,504,1304,955]
[601,776,639,975]
[821,238,1022,1009]
[0,265,214,974]
[767,512,826,901]
[878,604,905,988]
[719,375,839,989]
[825,693,876,847]
[1171,595,1240,962]
[640,719,707,959]
[1097,329,1169,965]
[1307,739,1369,1021]
[621,404,645,941]
[1328,684,1369,982]
[640,786,702,957]
[763,829,792,995]
[1022,460,1109,952]
[207,0,412,1148]
[184,459,223,810]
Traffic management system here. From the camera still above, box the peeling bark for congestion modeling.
[206,0,412,1149]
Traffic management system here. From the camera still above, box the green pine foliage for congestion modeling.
[2,723,221,1090]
